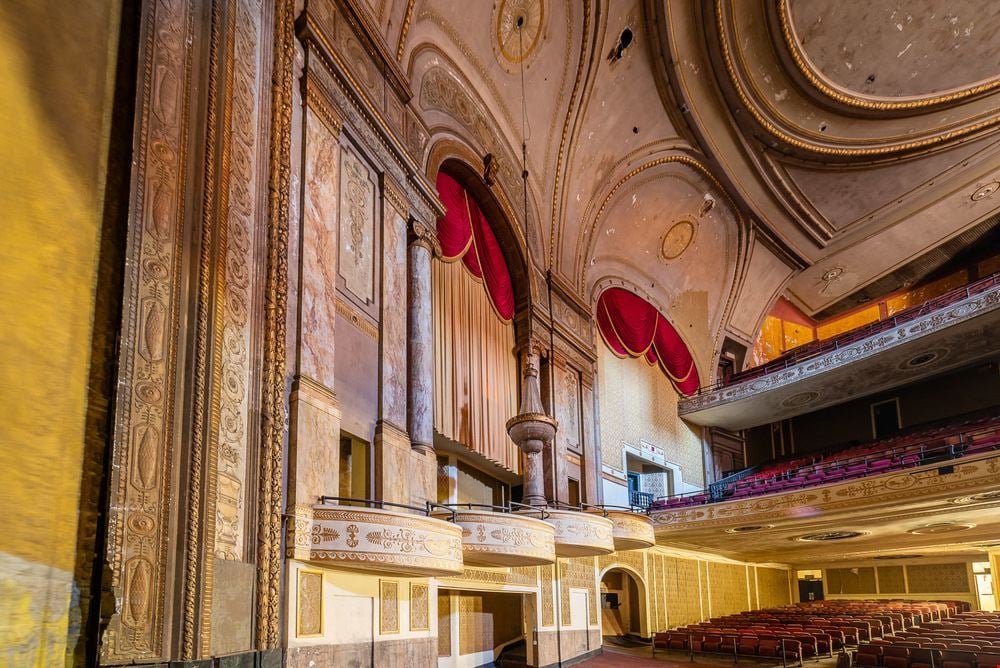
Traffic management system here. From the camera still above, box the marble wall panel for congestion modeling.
[380,209,407,428]
[301,106,341,389]
[288,379,342,508]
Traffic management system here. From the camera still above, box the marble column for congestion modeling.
[407,220,438,455]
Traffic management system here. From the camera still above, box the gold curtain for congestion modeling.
[432,258,520,472]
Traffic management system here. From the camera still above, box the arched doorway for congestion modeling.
[599,566,649,644]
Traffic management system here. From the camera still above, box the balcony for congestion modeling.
[518,504,615,557]
[302,498,465,577]
[678,273,1000,430]
[435,503,556,567]
[586,506,656,551]
[629,490,654,509]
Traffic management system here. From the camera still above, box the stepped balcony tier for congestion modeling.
[435,504,556,567]
[295,498,465,577]
[678,273,1000,430]
[517,505,615,557]
[586,506,656,551]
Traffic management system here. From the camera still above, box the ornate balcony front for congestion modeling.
[439,505,556,567]
[518,507,614,557]
[301,499,465,577]
[588,507,656,551]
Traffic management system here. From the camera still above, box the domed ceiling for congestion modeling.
[352,0,1000,373]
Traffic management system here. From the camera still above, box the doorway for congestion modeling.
[797,569,824,602]
[600,567,648,643]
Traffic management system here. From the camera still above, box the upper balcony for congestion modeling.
[679,273,1000,430]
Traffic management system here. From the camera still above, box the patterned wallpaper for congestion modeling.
[708,562,750,618]
[756,567,792,609]
[560,557,598,627]
[906,563,970,593]
[661,556,703,629]
[597,347,704,485]
[456,592,522,655]
[827,567,877,595]
[877,566,906,594]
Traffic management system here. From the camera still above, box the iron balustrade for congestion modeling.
[317,496,458,522]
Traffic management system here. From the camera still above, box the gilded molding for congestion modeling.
[383,172,409,217]
[395,0,416,61]
[775,0,1000,112]
[336,297,379,339]
[714,0,1000,156]
[442,510,556,567]
[258,0,295,649]
[305,78,345,137]
[103,0,195,661]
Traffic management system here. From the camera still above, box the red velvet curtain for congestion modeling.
[596,287,701,395]
[435,172,515,321]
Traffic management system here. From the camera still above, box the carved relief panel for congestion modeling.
[338,141,379,309]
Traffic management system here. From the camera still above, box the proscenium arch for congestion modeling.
[598,563,650,638]
[589,276,709,396]
[424,138,537,315]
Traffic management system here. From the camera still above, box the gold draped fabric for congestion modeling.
[432,258,520,472]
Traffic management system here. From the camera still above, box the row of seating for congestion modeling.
[856,644,1000,668]
[651,600,975,666]
[651,411,1000,509]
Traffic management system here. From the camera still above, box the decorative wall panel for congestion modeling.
[877,566,905,594]
[827,567,877,595]
[560,557,598,627]
[410,582,429,631]
[555,363,582,451]
[756,567,792,608]
[437,592,452,656]
[380,580,399,634]
[664,557,703,628]
[338,143,377,305]
[296,570,323,637]
[541,564,555,627]
[708,561,750,617]
[906,563,970,593]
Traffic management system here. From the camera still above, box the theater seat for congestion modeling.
[883,645,911,668]
[941,649,976,668]
[855,643,883,667]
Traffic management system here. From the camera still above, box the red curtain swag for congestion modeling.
[596,287,700,395]
[435,172,515,321]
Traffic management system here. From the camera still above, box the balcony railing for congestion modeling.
[629,490,654,509]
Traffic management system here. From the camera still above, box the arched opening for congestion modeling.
[600,566,649,646]
[431,160,528,503]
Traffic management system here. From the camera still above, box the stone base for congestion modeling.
[285,637,436,668]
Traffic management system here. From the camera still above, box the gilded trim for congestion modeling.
[776,0,1000,111]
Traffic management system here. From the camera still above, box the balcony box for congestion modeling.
[443,509,556,567]
[306,504,464,577]
[589,509,656,551]
[518,508,615,557]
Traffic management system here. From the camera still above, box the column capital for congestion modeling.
[409,218,441,256]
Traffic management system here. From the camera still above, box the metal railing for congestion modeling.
[691,272,1000,396]
[629,490,654,509]
[438,501,551,520]
[317,496,458,522]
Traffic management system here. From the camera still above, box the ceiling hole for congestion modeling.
[819,122,828,132]
[632,126,639,134]
[620,27,633,50]
[866,73,877,83]
[516,15,525,28]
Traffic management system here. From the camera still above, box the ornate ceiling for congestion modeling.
[358,0,1000,379]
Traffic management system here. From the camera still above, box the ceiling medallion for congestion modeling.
[782,391,820,408]
[725,524,774,534]
[950,490,1000,504]
[660,220,695,261]
[817,266,847,295]
[971,182,1000,202]
[908,522,976,535]
[796,530,868,542]
[496,0,545,65]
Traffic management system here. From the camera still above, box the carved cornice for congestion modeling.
[304,77,344,136]
[679,282,1000,415]
[382,172,408,217]
[409,218,441,256]
[332,0,413,102]
[299,13,445,219]
[395,0,416,61]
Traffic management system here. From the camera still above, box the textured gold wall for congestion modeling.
[597,346,704,485]
[906,563,969,593]
[756,567,793,609]
[708,562,751,618]
[0,1,121,663]
[827,567,878,595]
[876,566,906,594]
[456,592,522,655]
